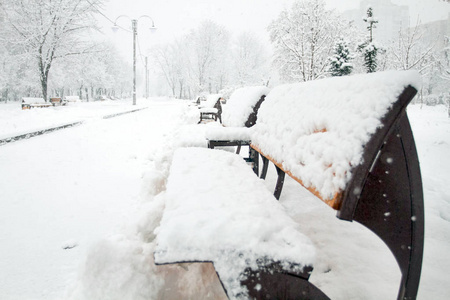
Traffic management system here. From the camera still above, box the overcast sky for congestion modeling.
[99,0,449,60]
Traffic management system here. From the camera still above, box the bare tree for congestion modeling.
[187,20,230,94]
[268,0,345,82]
[231,32,269,86]
[388,19,436,73]
[0,0,103,101]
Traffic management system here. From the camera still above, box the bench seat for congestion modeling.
[154,147,315,299]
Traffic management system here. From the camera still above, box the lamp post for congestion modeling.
[112,15,156,105]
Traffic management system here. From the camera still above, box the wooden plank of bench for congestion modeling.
[251,144,343,209]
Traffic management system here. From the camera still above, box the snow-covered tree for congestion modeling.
[268,0,346,82]
[152,38,189,98]
[231,32,269,86]
[0,0,104,101]
[438,35,450,81]
[328,38,353,76]
[358,7,381,73]
[188,20,230,95]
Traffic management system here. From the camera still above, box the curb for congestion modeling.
[0,107,149,146]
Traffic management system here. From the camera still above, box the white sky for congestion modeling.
[98,0,449,61]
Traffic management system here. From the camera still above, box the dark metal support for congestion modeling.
[351,115,424,300]
[274,166,285,200]
[241,266,330,300]
[250,147,259,175]
[260,156,269,180]
[236,143,242,154]
[336,86,423,300]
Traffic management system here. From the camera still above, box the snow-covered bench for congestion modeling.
[63,95,80,102]
[249,70,424,299]
[154,70,424,299]
[207,86,269,154]
[21,97,52,110]
[198,94,223,124]
[154,148,321,299]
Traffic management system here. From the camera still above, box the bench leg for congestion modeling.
[236,143,242,154]
[351,115,424,300]
[274,166,285,200]
[250,147,259,175]
[260,156,269,180]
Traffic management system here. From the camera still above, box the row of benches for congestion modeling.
[154,70,424,299]
[21,96,80,110]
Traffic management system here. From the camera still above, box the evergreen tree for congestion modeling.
[358,7,380,73]
[328,38,353,76]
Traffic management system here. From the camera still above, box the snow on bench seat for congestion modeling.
[154,147,315,299]
[205,127,252,142]
[251,70,421,208]
[198,107,218,114]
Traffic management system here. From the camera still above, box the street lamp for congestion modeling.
[112,15,156,105]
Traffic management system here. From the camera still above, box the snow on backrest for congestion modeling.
[204,94,222,108]
[222,86,270,127]
[252,70,421,201]
[22,97,45,104]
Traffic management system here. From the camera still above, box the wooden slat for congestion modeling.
[250,144,343,210]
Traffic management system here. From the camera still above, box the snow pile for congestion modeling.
[154,147,315,299]
[222,86,270,127]
[252,70,421,201]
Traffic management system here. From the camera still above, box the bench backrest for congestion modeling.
[50,97,61,103]
[203,94,222,108]
[222,86,270,128]
[251,70,420,209]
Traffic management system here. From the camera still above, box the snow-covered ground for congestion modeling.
[0,99,449,299]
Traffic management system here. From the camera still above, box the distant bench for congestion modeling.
[21,97,52,110]
[64,95,80,102]
[198,94,223,124]
[154,71,424,299]
[207,86,269,155]
[50,97,67,106]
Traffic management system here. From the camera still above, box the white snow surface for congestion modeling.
[154,147,315,299]
[0,100,150,140]
[0,96,449,300]
[21,97,46,104]
[221,86,270,127]
[252,70,421,200]
[205,126,252,141]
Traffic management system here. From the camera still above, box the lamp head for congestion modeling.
[149,22,157,33]
[111,24,120,33]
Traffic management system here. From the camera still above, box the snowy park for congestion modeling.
[1,0,450,299]
[0,93,449,299]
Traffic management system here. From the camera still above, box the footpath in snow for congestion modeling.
[0,99,449,300]
[0,99,191,299]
